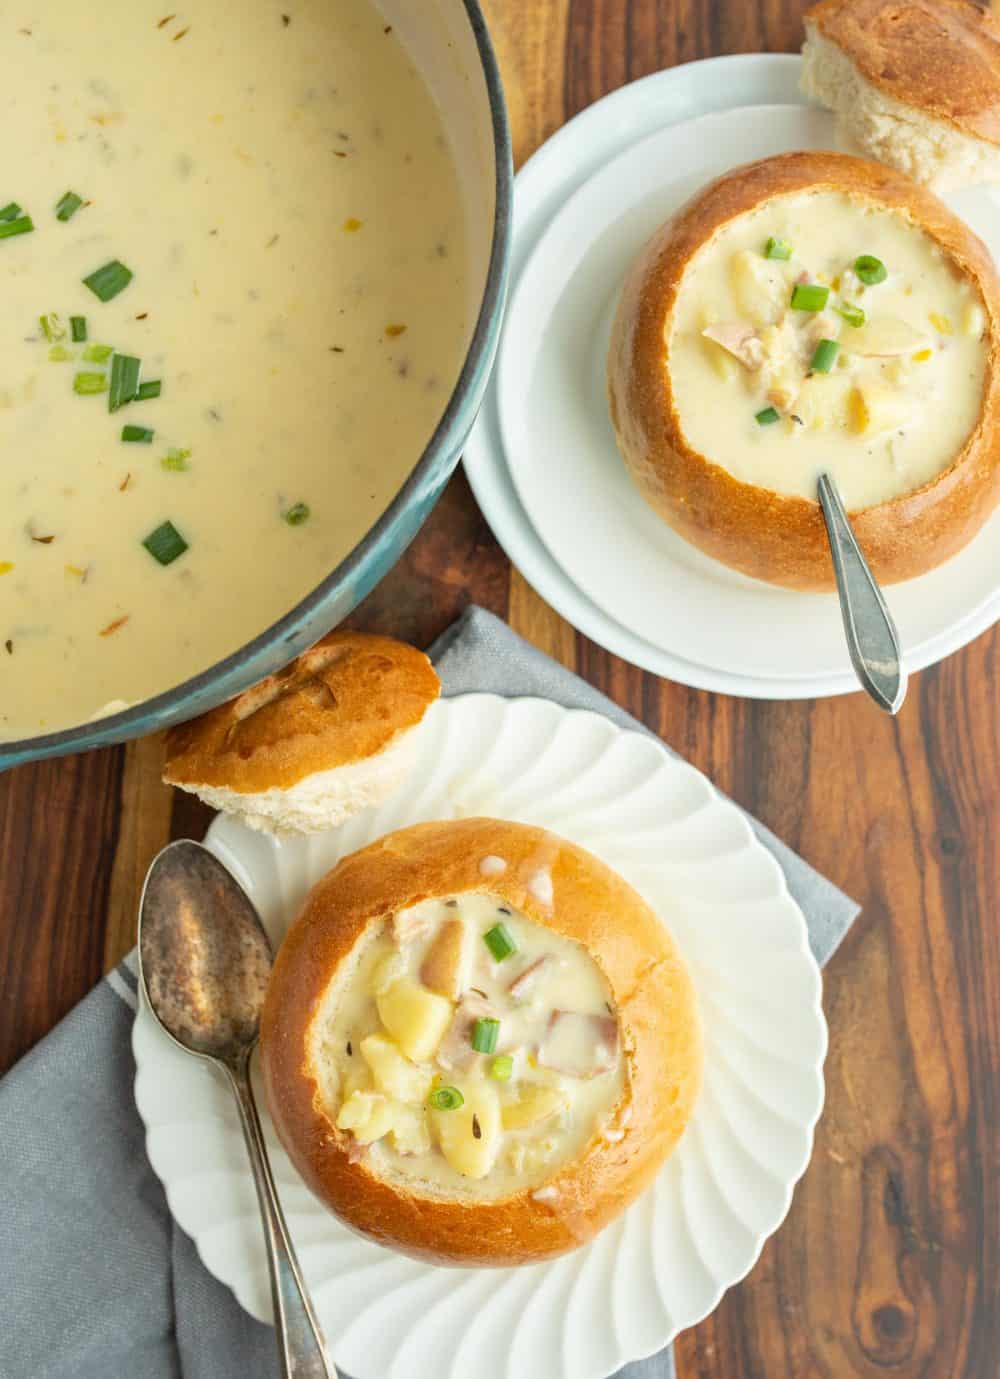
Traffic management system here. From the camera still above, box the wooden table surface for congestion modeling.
[2,2,998,1376]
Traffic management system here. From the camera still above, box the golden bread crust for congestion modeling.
[805,0,1000,146]
[260,818,703,1266]
[163,630,440,792]
[606,150,1000,590]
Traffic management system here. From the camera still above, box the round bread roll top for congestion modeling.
[260,819,702,1266]
[163,631,440,833]
[607,151,1000,590]
[802,0,1000,189]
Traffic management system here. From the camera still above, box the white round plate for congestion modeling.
[134,695,826,1379]
[463,55,1000,695]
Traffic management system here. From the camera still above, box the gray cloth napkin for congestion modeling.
[0,607,860,1379]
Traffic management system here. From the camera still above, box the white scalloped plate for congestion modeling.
[133,695,827,1379]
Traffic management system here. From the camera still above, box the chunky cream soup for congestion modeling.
[669,192,988,510]
[0,0,469,740]
[311,892,627,1200]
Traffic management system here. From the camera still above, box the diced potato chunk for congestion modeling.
[729,250,787,326]
[701,335,739,381]
[376,979,453,1062]
[336,1090,397,1145]
[371,950,405,995]
[360,1033,433,1104]
[793,374,854,431]
[431,1078,502,1178]
[341,1060,374,1101]
[502,1085,570,1130]
[847,316,932,357]
[850,382,912,436]
[388,1103,431,1156]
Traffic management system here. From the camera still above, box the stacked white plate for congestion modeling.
[464,54,1000,697]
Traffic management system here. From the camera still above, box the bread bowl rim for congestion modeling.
[259,816,703,1266]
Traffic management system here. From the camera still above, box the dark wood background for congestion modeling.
[2,3,998,1376]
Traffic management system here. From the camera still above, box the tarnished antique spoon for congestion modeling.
[817,472,907,714]
[138,839,336,1379]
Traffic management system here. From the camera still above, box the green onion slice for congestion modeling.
[0,202,22,223]
[835,302,865,329]
[483,922,517,962]
[83,259,133,302]
[282,502,310,526]
[73,371,108,395]
[161,447,191,472]
[755,406,781,426]
[108,353,141,412]
[39,313,66,343]
[55,191,84,222]
[48,345,73,362]
[136,379,162,400]
[83,342,113,363]
[764,236,792,261]
[428,1086,464,1111]
[142,520,188,566]
[810,338,840,374]
[790,283,829,312]
[471,1017,500,1054]
[70,315,88,342]
[490,1055,514,1081]
[0,216,34,240]
[121,425,154,444]
[854,255,887,286]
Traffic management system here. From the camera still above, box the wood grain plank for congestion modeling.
[102,735,173,971]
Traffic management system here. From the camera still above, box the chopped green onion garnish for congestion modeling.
[764,236,792,260]
[854,255,887,286]
[55,191,84,223]
[73,371,108,395]
[121,425,154,444]
[0,203,22,223]
[810,338,840,374]
[39,313,66,343]
[282,502,310,526]
[0,216,34,240]
[108,353,141,412]
[161,447,191,472]
[790,283,829,312]
[48,345,73,362]
[755,406,781,426]
[428,1086,464,1111]
[83,259,133,302]
[835,302,865,329]
[142,520,188,566]
[483,922,517,962]
[83,342,113,363]
[490,1055,514,1081]
[136,379,162,400]
[471,1017,500,1054]
[70,316,88,342]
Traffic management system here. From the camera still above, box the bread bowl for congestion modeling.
[801,0,1000,191]
[260,818,702,1266]
[163,631,440,833]
[607,150,1000,590]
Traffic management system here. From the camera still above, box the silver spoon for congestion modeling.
[817,472,907,714]
[138,839,337,1379]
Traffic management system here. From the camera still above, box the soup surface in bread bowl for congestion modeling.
[607,151,1000,590]
[0,0,469,741]
[261,819,702,1265]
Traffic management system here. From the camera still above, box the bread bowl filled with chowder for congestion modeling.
[607,151,1000,590]
[0,0,510,758]
[260,818,702,1265]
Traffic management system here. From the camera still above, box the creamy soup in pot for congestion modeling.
[310,893,628,1200]
[669,192,988,510]
[0,0,470,740]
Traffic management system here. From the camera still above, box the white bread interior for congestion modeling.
[802,24,1000,190]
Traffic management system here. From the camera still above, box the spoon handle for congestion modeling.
[817,472,907,714]
[227,1054,337,1379]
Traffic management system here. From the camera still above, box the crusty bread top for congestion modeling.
[163,631,440,793]
[805,0,1000,145]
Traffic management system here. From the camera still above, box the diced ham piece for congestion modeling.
[393,905,435,946]
[420,918,470,1000]
[701,322,764,370]
[538,1012,619,1080]
[507,955,552,1001]
[436,994,497,1071]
